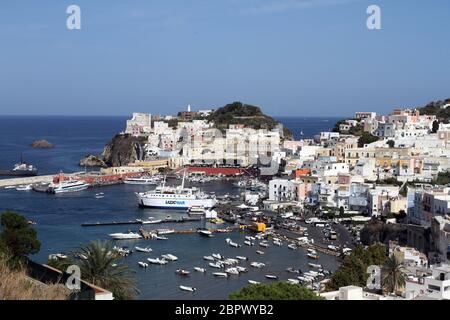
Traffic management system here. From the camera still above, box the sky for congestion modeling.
[0,0,449,117]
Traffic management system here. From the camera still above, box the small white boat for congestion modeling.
[176,269,190,276]
[155,236,168,240]
[179,285,196,292]
[4,186,16,189]
[157,228,175,235]
[147,258,168,265]
[16,184,32,191]
[307,253,320,260]
[109,232,141,240]
[273,241,282,246]
[236,266,248,273]
[250,262,265,268]
[138,262,149,268]
[225,267,239,275]
[308,263,322,269]
[259,242,269,248]
[194,267,206,273]
[135,246,152,253]
[203,255,215,261]
[287,279,300,284]
[213,272,228,278]
[288,244,297,250]
[286,267,300,274]
[209,262,222,269]
[161,254,178,261]
[198,229,213,237]
[212,253,223,260]
[265,274,278,280]
[141,219,162,224]
[124,176,158,185]
[248,280,260,285]
[229,241,240,248]
[256,250,265,255]
[307,248,317,254]
[236,256,247,261]
[244,240,253,246]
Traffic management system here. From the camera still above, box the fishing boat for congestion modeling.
[179,285,196,292]
[138,262,149,268]
[161,254,178,261]
[194,267,206,273]
[135,246,152,253]
[147,258,168,265]
[265,275,278,280]
[212,272,228,278]
[136,170,217,209]
[236,256,247,261]
[109,232,141,240]
[248,280,260,285]
[203,255,215,261]
[175,269,190,276]
[209,262,222,269]
[198,229,213,237]
[250,262,265,268]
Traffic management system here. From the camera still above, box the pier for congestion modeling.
[81,217,202,227]
[0,175,54,188]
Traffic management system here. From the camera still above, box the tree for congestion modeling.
[229,282,323,300]
[381,256,406,294]
[386,140,395,148]
[339,206,345,216]
[326,244,387,291]
[358,132,379,147]
[0,211,40,263]
[431,120,440,133]
[75,241,137,300]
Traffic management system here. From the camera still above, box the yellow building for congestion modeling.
[250,222,266,233]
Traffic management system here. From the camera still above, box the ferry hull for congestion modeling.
[137,196,216,209]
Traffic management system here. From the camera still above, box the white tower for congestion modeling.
[187,104,191,112]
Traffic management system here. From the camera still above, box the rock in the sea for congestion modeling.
[101,134,146,167]
[30,139,54,149]
[79,154,107,168]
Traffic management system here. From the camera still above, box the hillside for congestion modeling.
[417,98,450,122]
[208,102,293,138]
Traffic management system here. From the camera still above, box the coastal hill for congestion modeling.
[208,102,293,138]
[417,98,450,122]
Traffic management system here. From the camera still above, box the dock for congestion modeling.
[81,217,202,227]
[139,227,235,239]
[0,175,54,188]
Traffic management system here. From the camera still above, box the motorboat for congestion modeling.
[256,250,265,255]
[155,235,168,240]
[212,272,228,278]
[244,241,253,246]
[209,262,222,269]
[141,219,162,224]
[176,269,190,276]
[157,228,175,235]
[286,267,300,274]
[265,275,278,280]
[288,244,297,250]
[236,266,248,273]
[16,184,33,191]
[203,255,215,261]
[138,262,149,268]
[194,267,206,273]
[259,242,269,248]
[161,254,178,261]
[124,176,159,185]
[308,263,322,269]
[198,229,213,237]
[135,246,152,253]
[212,253,223,260]
[109,232,141,240]
[287,279,300,284]
[225,267,239,275]
[236,256,247,261]
[187,206,206,215]
[307,253,320,260]
[250,262,265,268]
[273,240,282,246]
[248,280,260,285]
[179,285,196,292]
[147,258,168,265]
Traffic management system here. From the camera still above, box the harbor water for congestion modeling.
[0,116,341,299]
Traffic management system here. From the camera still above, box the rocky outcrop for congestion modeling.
[360,220,407,246]
[101,134,146,167]
[30,140,54,149]
[79,154,107,168]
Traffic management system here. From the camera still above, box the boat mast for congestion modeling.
[181,167,186,189]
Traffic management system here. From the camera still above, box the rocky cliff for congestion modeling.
[101,134,146,167]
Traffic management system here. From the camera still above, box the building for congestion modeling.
[125,113,152,136]
[405,265,450,300]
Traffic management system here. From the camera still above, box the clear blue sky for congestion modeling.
[0,0,449,116]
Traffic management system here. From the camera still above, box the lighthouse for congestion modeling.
[187,104,191,112]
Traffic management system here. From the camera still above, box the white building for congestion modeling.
[125,113,152,136]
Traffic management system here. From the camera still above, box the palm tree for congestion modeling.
[75,241,137,300]
[381,255,406,295]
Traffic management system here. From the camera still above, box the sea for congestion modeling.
[0,115,342,299]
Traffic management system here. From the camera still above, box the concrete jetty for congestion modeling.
[0,175,54,188]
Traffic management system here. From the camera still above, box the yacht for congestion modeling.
[109,232,141,240]
[48,179,90,194]
[124,176,159,185]
[135,170,217,209]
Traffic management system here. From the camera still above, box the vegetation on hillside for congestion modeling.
[358,132,379,147]
[418,98,450,122]
[208,102,293,138]
[229,282,323,300]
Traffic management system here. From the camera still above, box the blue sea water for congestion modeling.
[0,116,341,299]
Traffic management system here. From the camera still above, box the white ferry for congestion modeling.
[135,171,216,209]
[48,179,90,194]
